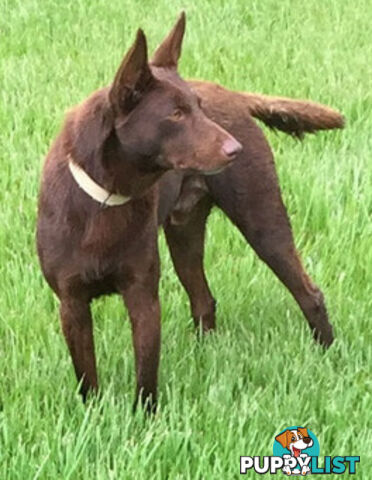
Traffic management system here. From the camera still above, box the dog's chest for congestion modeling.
[78,197,157,288]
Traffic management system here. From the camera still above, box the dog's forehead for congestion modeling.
[150,65,182,83]
[150,66,195,101]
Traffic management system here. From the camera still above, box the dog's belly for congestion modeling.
[82,276,119,299]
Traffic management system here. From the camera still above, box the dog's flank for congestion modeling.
[190,80,345,138]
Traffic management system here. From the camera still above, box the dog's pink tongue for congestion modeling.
[293,447,300,458]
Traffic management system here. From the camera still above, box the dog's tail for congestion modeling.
[239,92,345,138]
[190,80,345,139]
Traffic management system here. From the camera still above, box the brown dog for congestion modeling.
[158,77,341,343]
[37,13,341,410]
[37,14,242,411]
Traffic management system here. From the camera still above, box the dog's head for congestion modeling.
[107,13,242,175]
[275,428,313,458]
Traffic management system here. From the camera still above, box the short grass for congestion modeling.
[0,0,371,478]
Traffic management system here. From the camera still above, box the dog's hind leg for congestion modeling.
[205,125,334,347]
[60,296,98,401]
[164,195,216,333]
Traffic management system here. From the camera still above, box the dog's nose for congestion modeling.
[303,437,312,444]
[222,138,243,159]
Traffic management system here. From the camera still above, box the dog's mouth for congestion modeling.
[200,166,227,176]
[293,447,301,458]
[200,159,235,176]
[168,154,235,176]
[174,164,230,176]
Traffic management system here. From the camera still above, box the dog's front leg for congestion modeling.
[60,296,98,402]
[164,195,216,334]
[122,270,161,414]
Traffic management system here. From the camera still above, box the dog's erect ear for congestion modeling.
[298,427,309,438]
[275,430,290,448]
[69,93,115,165]
[109,29,154,113]
[151,11,186,68]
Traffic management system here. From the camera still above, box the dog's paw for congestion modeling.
[301,465,311,475]
[282,466,292,475]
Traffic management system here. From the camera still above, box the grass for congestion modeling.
[0,0,371,478]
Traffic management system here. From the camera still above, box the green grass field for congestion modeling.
[1,0,371,478]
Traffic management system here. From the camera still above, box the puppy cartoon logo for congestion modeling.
[273,426,319,475]
[275,427,313,459]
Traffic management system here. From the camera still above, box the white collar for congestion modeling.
[67,155,131,207]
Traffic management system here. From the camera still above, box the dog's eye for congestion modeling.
[169,109,184,121]
[291,436,296,442]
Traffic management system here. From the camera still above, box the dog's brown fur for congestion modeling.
[37,14,242,411]
[37,13,338,411]
[190,80,344,138]
[159,83,336,344]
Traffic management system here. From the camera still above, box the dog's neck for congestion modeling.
[67,89,165,203]
[67,155,131,207]
[70,133,164,203]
